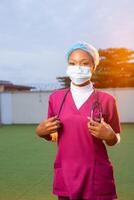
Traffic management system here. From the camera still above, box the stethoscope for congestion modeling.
[57,87,102,123]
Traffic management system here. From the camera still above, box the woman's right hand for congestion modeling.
[36,116,61,138]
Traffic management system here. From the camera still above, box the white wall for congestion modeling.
[0,93,12,124]
[12,91,50,124]
[101,88,134,123]
[0,88,134,124]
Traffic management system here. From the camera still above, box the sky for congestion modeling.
[0,0,134,85]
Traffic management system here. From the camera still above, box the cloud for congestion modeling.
[0,0,134,84]
[0,49,66,83]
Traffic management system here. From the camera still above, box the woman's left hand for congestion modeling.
[87,117,117,145]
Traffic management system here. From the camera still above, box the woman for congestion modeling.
[36,42,121,200]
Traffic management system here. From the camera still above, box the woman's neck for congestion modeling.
[71,81,93,93]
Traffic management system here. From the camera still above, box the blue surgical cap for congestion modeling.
[66,42,99,68]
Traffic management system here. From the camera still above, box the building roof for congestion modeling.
[0,80,35,91]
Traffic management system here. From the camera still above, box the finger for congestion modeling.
[50,122,61,130]
[45,120,60,129]
[101,117,106,124]
[45,119,60,128]
[88,120,99,128]
[87,121,93,128]
[49,120,61,127]
[90,119,100,127]
[89,125,98,132]
[87,117,98,127]
[100,118,109,128]
[50,129,59,133]
[87,116,91,121]
[88,122,98,130]
[101,118,109,127]
[90,131,98,138]
[101,117,104,122]
[49,125,61,132]
[47,116,58,122]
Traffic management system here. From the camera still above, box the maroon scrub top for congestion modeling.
[47,88,121,200]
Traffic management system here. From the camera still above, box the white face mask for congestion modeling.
[66,65,92,85]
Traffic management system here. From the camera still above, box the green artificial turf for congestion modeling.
[108,124,134,200]
[0,124,134,200]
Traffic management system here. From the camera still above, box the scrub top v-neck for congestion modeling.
[47,88,121,200]
[70,81,94,110]
[69,88,94,115]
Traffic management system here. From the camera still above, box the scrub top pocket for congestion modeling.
[93,163,117,196]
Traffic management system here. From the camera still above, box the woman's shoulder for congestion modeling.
[96,89,116,102]
[49,88,70,100]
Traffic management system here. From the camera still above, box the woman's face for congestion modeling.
[68,49,94,73]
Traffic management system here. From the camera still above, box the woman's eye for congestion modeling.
[69,63,75,65]
[82,63,89,66]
